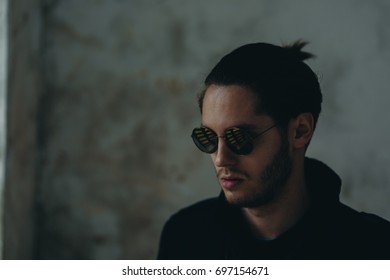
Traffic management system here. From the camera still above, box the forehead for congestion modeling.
[201,85,269,130]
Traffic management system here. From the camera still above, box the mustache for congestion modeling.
[216,168,248,179]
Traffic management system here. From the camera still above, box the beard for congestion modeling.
[222,135,292,208]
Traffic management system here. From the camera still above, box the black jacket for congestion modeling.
[158,158,390,259]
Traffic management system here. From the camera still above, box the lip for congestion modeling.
[220,177,245,190]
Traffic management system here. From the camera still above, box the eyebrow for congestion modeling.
[200,123,260,131]
[232,124,259,130]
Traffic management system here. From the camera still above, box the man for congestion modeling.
[157,41,390,259]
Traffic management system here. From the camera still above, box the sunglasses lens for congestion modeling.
[191,127,254,155]
[191,127,218,153]
[224,127,253,155]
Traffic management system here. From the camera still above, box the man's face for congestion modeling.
[201,85,292,208]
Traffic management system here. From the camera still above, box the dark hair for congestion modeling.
[198,40,322,130]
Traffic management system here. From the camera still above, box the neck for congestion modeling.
[241,157,310,240]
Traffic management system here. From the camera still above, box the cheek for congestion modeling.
[241,146,279,174]
[241,158,265,175]
[210,154,216,165]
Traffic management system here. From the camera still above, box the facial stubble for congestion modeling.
[223,136,292,208]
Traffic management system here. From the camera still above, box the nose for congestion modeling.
[213,138,237,167]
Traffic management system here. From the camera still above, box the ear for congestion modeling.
[290,113,314,149]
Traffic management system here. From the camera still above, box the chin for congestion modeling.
[224,191,273,208]
[228,199,270,208]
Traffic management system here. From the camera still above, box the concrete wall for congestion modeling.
[0,0,8,260]
[3,0,390,259]
[3,0,43,259]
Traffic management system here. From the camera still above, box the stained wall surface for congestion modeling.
[0,0,7,259]
[3,0,43,259]
[4,0,390,259]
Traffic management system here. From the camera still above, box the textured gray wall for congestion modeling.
[4,0,390,259]
[0,0,8,259]
[3,0,43,259]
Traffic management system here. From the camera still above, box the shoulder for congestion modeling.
[307,203,390,259]
[164,197,220,230]
[334,203,390,258]
[157,197,224,259]
[355,210,390,239]
[337,203,390,232]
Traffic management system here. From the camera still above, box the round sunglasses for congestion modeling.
[191,124,277,155]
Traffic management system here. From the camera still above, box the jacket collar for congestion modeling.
[304,157,342,206]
